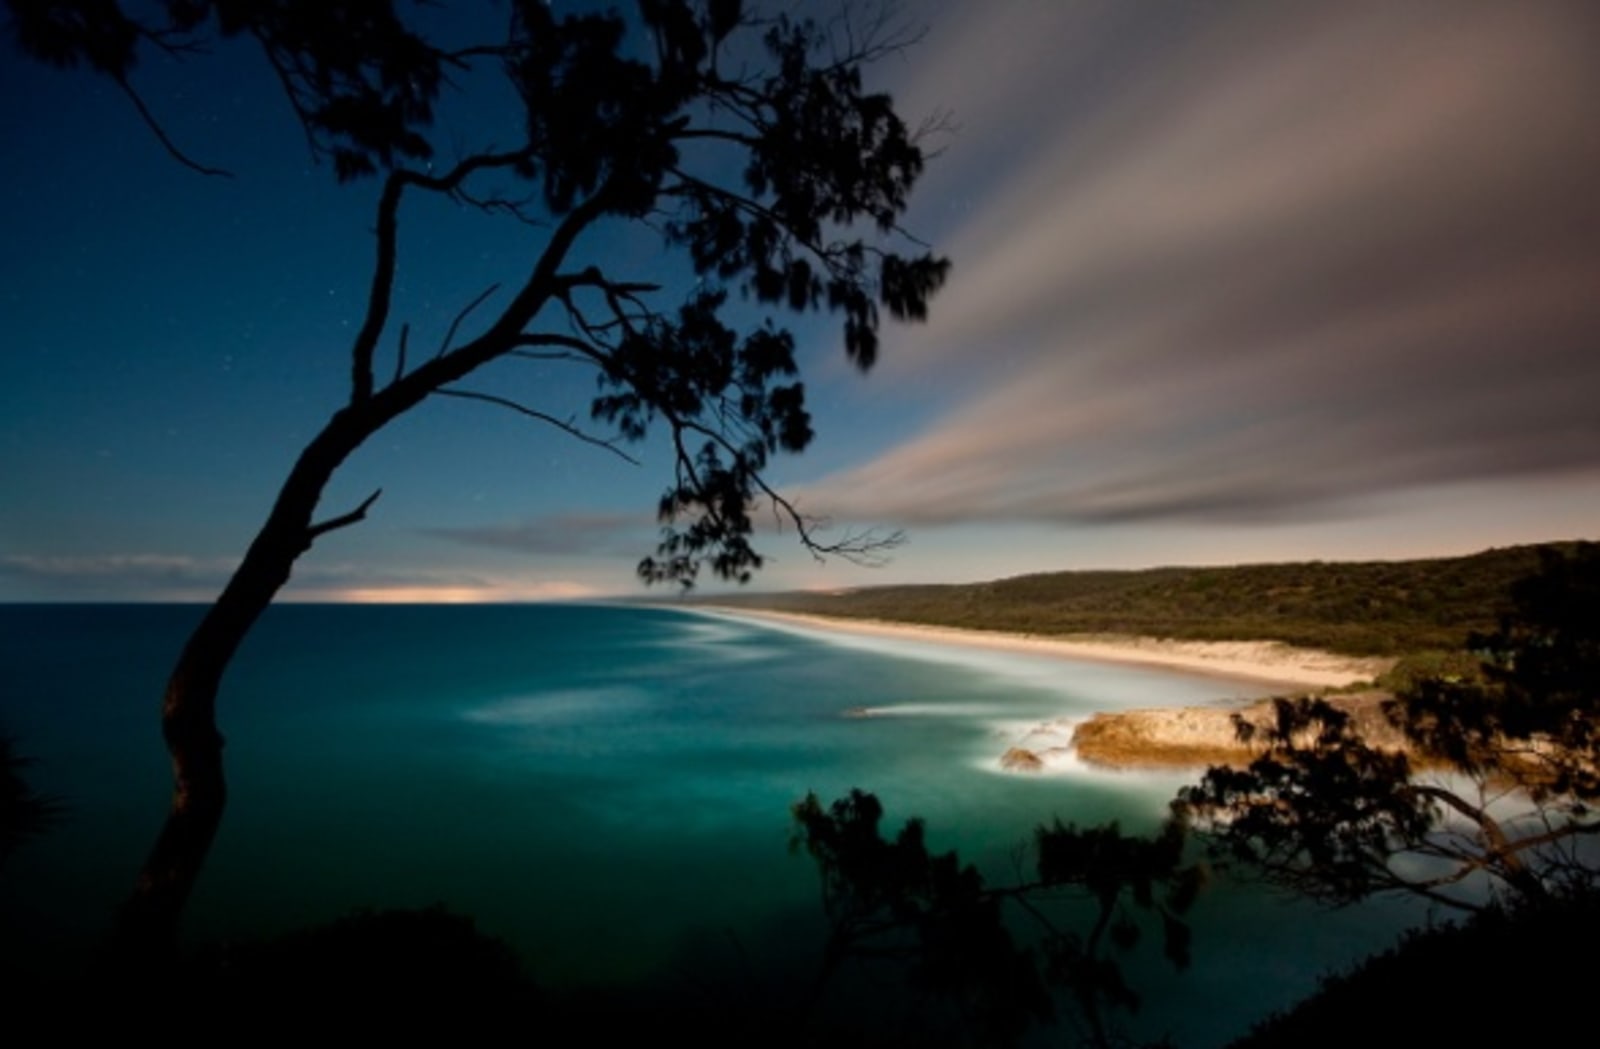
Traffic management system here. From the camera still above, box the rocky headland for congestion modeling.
[1064,691,1408,771]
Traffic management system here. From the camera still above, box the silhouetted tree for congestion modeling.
[792,790,1201,1049]
[7,0,948,955]
[1178,543,1600,913]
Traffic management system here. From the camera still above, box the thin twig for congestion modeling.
[437,284,502,359]
[307,489,383,541]
[434,388,640,465]
[115,77,233,178]
[393,324,410,385]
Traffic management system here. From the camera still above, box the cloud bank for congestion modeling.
[807,0,1600,531]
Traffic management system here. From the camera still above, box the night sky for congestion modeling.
[3,1,1598,603]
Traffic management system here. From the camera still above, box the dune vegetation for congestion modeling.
[693,543,1577,668]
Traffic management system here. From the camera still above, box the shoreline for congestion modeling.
[694,606,1392,692]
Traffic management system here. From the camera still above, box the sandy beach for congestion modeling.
[698,607,1398,772]
[700,607,1392,691]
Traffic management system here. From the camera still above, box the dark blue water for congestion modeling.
[0,603,1420,1044]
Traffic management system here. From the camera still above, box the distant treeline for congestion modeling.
[691,542,1590,657]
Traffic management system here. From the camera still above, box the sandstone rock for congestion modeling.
[1070,691,1409,770]
[1000,747,1045,772]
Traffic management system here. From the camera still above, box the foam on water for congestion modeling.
[463,685,652,725]
[657,615,780,664]
[691,607,1270,711]
[848,702,1001,718]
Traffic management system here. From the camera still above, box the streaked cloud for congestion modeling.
[0,554,237,595]
[0,552,600,603]
[292,580,604,604]
[4,2,1595,602]
[811,0,1600,532]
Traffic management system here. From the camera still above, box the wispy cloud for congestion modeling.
[814,0,1600,531]
[0,554,237,595]
[0,552,604,603]
[291,579,604,603]
[423,512,648,556]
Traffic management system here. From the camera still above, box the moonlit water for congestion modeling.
[0,604,1420,1045]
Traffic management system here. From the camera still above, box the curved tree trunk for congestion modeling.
[109,186,586,960]
[112,319,534,958]
[114,410,371,958]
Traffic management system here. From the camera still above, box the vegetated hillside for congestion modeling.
[696,543,1584,656]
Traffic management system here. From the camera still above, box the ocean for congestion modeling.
[0,603,1420,1044]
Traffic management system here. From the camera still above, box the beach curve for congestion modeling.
[696,607,1391,691]
[695,606,1396,773]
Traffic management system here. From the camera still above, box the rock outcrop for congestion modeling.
[1070,691,1407,770]
[999,747,1046,772]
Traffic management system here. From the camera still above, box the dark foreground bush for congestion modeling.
[1229,890,1600,1049]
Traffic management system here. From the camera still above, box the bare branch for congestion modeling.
[758,490,906,567]
[841,1,929,69]
[375,177,625,416]
[555,268,663,299]
[434,388,640,466]
[670,127,763,148]
[114,76,233,178]
[666,426,729,535]
[306,489,383,542]
[452,184,548,227]
[543,270,663,366]
[557,293,640,345]
[659,408,905,571]
[508,348,595,366]
[352,151,531,403]
[392,324,410,385]
[510,332,611,365]
[436,284,502,360]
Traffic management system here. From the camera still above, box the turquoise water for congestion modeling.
[0,603,1420,1044]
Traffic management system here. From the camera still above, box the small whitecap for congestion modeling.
[463,685,648,725]
[847,702,1001,718]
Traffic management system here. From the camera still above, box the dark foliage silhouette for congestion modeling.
[190,905,538,1034]
[1225,888,1600,1049]
[1,731,64,867]
[1178,542,1600,912]
[792,789,1201,1049]
[6,0,948,955]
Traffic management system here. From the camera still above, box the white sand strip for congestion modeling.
[699,607,1391,691]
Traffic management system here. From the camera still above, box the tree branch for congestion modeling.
[1405,783,1539,890]
[452,184,547,227]
[352,153,533,404]
[435,284,502,361]
[671,412,905,566]
[392,324,409,386]
[115,76,233,178]
[306,489,382,542]
[433,388,640,465]
[510,332,612,365]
